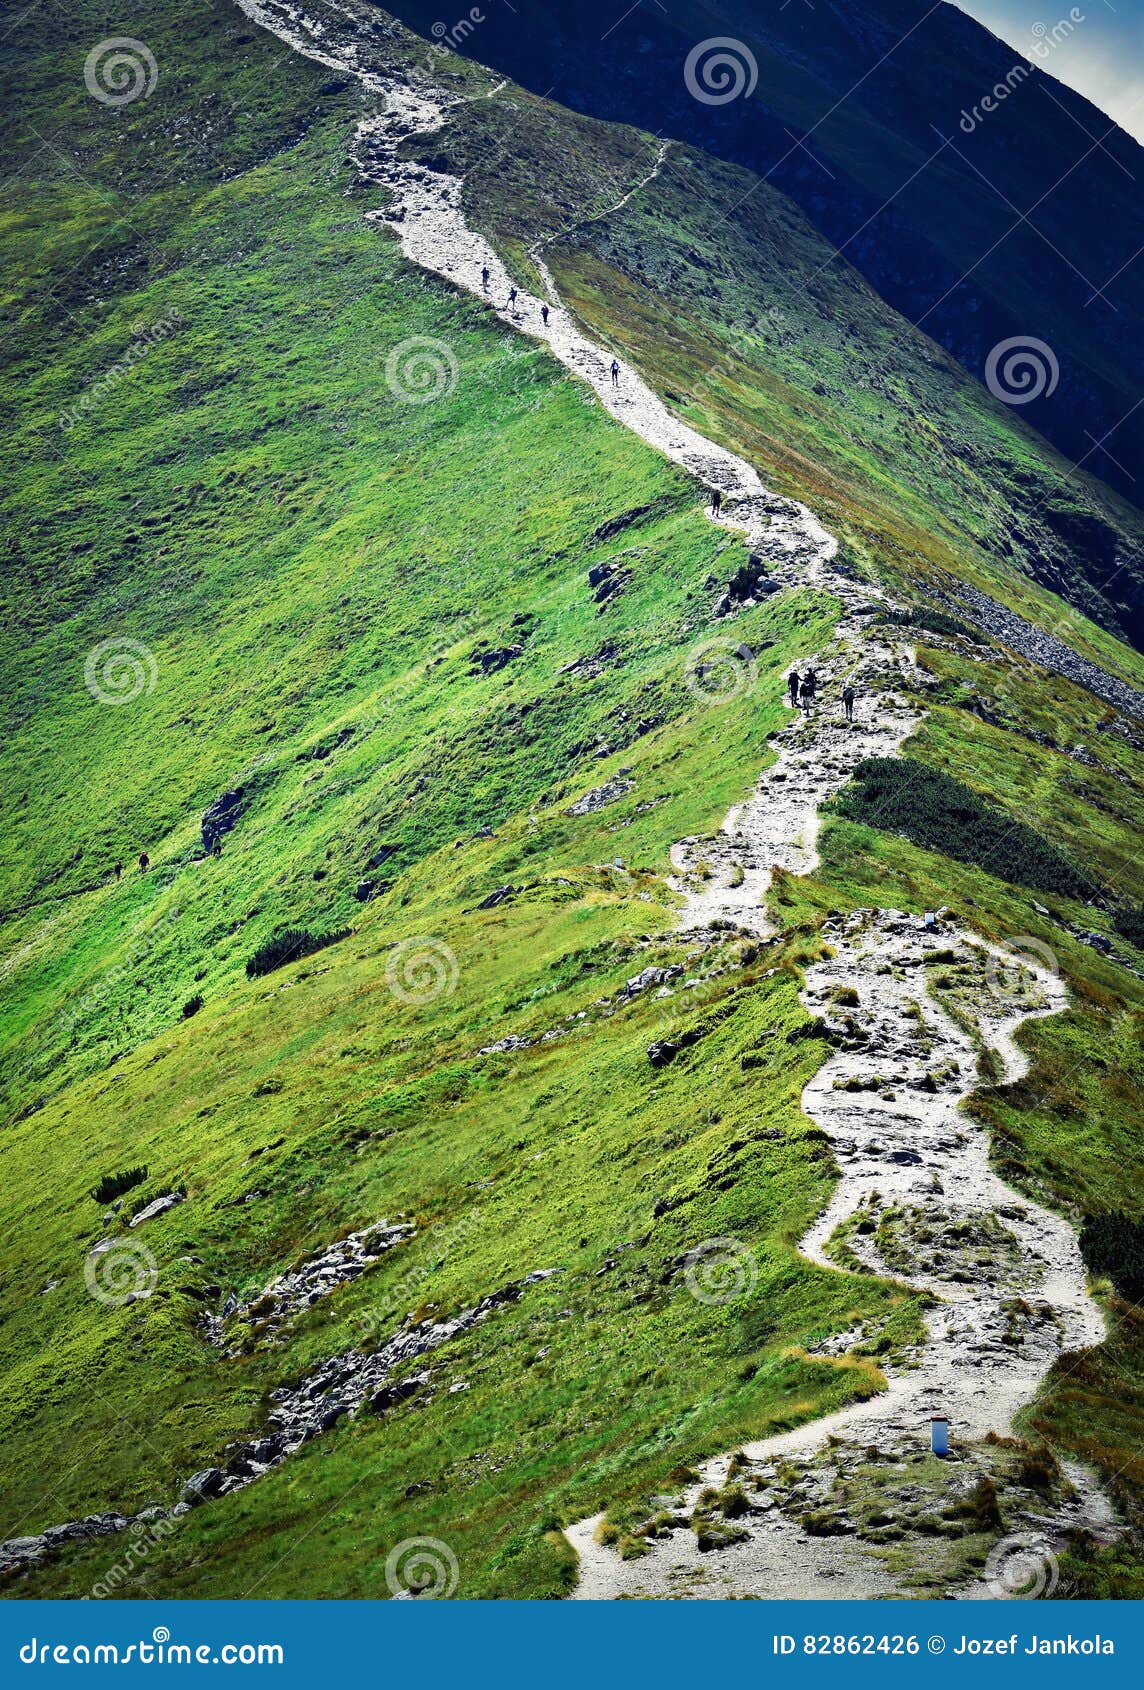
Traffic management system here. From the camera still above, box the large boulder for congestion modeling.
[201,788,246,853]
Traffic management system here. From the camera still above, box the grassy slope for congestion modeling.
[1,4,1142,1597]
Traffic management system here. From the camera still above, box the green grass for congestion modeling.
[2,0,1143,1600]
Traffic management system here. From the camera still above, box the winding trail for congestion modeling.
[229,0,1110,1600]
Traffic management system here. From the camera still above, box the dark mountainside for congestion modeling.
[389,0,1144,506]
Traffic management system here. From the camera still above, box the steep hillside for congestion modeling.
[390,0,1144,504]
[1,0,1143,1601]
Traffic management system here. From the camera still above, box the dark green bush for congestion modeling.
[182,994,204,1018]
[1079,1213,1144,1304]
[877,607,980,642]
[831,759,1095,897]
[245,927,350,979]
[89,1167,148,1205]
[1112,905,1144,950]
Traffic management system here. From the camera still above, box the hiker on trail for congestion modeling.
[507,286,517,310]
[804,666,817,699]
[541,303,549,327]
[113,861,123,882]
[842,682,856,722]
[711,488,722,515]
[610,358,620,387]
[481,265,490,291]
[138,851,149,872]
[799,677,815,713]
[788,669,800,707]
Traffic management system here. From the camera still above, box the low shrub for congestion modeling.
[245,927,350,979]
[1079,1213,1144,1304]
[182,994,204,1018]
[877,607,980,642]
[1112,905,1144,950]
[831,758,1094,898]
[89,1167,148,1205]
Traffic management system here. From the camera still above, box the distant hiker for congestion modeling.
[804,666,817,699]
[842,683,855,722]
[138,851,149,872]
[711,488,722,515]
[541,303,549,327]
[788,669,800,707]
[481,265,490,290]
[211,840,223,858]
[113,861,123,882]
[610,358,620,387]
[507,286,517,310]
[799,677,814,713]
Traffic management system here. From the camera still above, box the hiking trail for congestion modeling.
[233,0,1112,1601]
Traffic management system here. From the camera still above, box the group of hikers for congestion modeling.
[480,266,555,334]
[788,665,856,720]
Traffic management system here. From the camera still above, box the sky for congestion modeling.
[955,0,1144,141]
